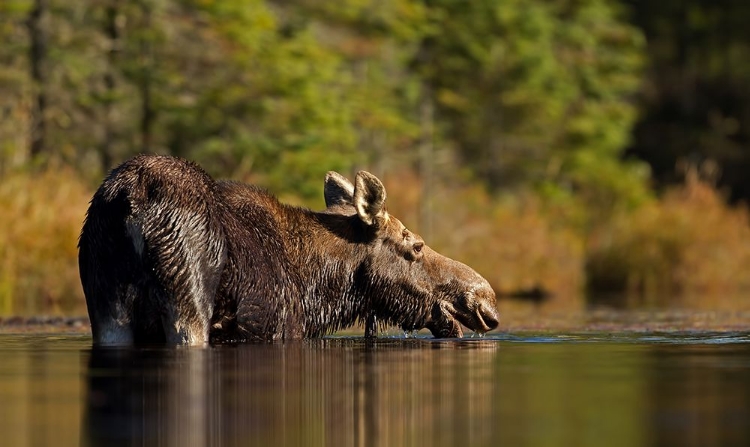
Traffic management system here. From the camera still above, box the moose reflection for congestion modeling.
[81,340,499,447]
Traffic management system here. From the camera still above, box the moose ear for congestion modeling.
[353,171,387,226]
[324,171,355,207]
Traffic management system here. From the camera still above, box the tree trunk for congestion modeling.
[101,1,120,170]
[418,85,434,242]
[139,2,154,152]
[26,0,47,162]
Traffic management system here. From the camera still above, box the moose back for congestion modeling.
[78,155,499,345]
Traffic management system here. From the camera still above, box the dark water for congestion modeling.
[1,333,750,447]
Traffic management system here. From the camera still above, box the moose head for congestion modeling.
[321,170,500,338]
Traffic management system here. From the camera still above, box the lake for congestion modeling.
[1,330,750,447]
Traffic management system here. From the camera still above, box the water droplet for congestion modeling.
[411,330,419,338]
[404,331,410,339]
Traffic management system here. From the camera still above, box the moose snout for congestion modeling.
[472,286,499,331]
[478,301,500,331]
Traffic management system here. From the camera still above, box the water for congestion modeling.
[1,332,750,447]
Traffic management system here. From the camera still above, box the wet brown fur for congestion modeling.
[78,155,499,345]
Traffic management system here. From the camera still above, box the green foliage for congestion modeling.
[4,0,750,313]
[0,0,33,169]
[0,0,649,212]
[161,1,365,201]
[417,0,650,226]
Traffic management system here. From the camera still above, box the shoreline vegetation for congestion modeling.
[3,1,750,320]
[2,164,750,318]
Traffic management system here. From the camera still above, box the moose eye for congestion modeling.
[413,242,424,254]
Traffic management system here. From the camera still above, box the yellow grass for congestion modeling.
[0,165,91,315]
[587,171,750,304]
[383,170,586,305]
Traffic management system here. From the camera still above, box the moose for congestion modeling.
[78,155,499,345]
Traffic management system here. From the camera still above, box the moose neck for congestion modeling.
[278,205,372,337]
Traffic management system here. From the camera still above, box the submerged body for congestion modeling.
[78,155,499,345]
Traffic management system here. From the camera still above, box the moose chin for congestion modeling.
[78,155,499,345]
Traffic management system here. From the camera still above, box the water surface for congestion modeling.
[1,332,749,447]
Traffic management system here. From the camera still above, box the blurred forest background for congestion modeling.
[2,0,750,318]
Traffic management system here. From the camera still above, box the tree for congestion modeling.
[26,0,47,161]
[0,0,33,168]
[413,0,650,223]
